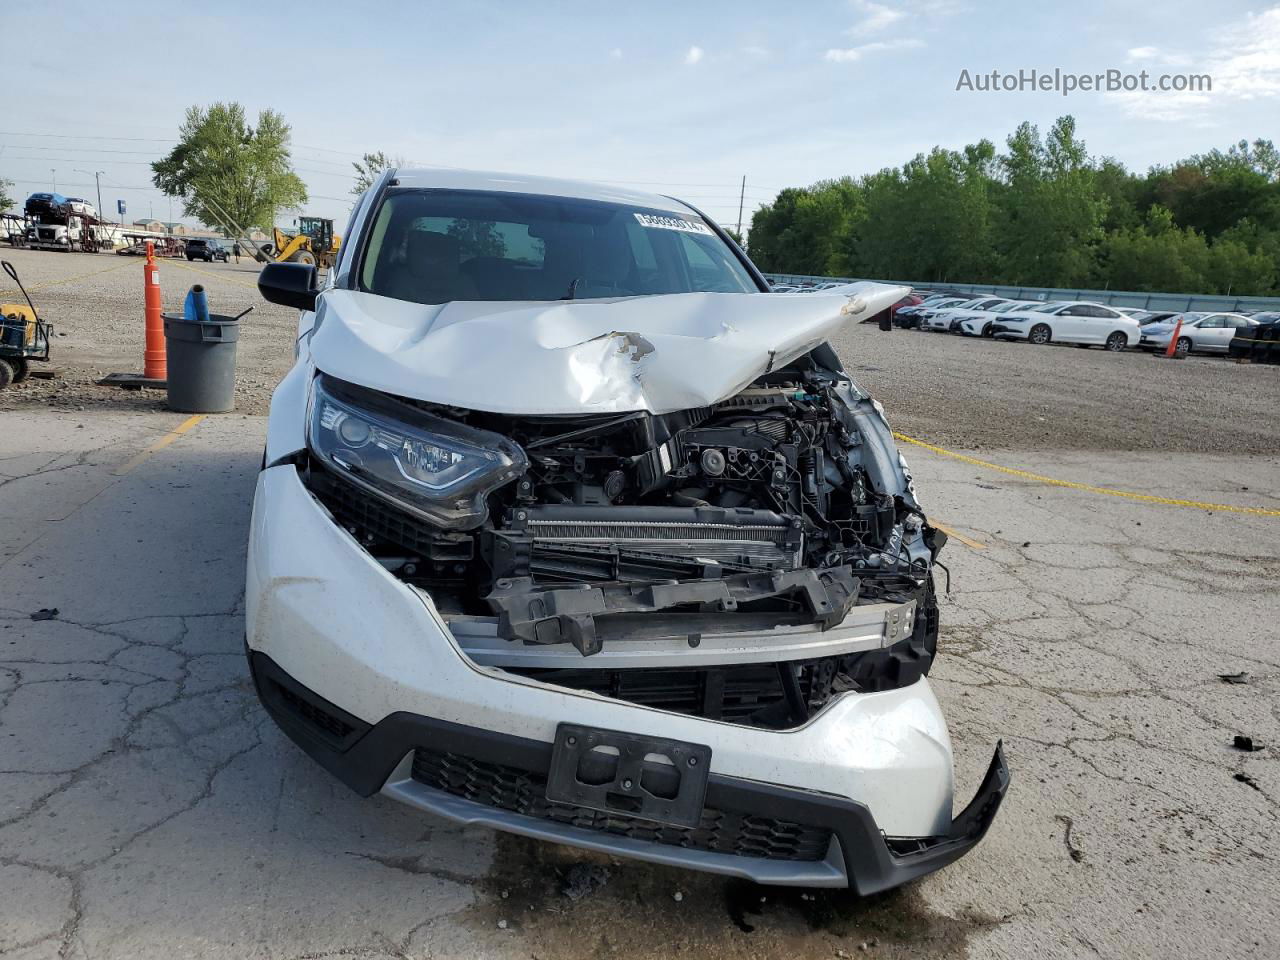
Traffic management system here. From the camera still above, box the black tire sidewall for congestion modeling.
[0,359,13,389]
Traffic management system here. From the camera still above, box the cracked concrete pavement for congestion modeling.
[1,409,1276,959]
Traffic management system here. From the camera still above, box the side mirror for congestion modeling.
[258,262,318,311]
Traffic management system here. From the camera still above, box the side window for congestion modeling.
[1059,305,1085,316]
[1225,316,1248,329]
[1200,316,1225,328]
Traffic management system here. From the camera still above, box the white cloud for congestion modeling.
[1124,45,1191,67]
[1107,6,1280,121]
[684,45,704,65]
[825,37,924,62]
[742,45,770,58]
[847,0,906,34]
[609,48,623,59]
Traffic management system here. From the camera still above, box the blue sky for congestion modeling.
[3,0,1277,234]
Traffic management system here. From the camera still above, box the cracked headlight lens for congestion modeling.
[308,375,527,530]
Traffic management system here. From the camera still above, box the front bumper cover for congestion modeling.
[250,649,1009,892]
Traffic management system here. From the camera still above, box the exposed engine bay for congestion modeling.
[303,349,945,729]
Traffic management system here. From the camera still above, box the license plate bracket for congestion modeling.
[546,723,712,829]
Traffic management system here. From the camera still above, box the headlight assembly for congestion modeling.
[308,375,527,530]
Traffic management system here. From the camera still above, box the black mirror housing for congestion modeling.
[258,262,319,311]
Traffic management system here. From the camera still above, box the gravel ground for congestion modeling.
[3,248,1276,454]
[0,247,295,416]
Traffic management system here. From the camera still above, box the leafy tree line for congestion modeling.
[747,116,1280,296]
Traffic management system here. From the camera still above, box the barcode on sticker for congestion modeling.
[633,213,713,235]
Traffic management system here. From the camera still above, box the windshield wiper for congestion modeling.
[560,277,581,300]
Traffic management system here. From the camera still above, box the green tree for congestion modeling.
[151,103,308,234]
[1101,205,1209,292]
[748,181,862,275]
[1140,139,1280,239]
[0,176,14,212]
[853,142,996,282]
[996,117,1107,286]
[1206,237,1276,295]
[351,151,401,195]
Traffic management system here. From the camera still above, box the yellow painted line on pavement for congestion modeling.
[895,432,1280,518]
[166,257,260,290]
[931,521,987,550]
[113,415,206,476]
[0,257,133,298]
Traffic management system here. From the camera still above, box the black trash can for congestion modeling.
[163,313,241,413]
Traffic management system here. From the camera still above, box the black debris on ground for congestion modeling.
[560,863,610,902]
[1233,735,1264,753]
[29,607,59,621]
[1218,672,1250,685]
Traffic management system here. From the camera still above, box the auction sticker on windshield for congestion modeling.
[633,212,714,235]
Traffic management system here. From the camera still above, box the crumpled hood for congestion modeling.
[308,282,909,415]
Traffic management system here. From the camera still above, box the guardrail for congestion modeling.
[761,273,1280,313]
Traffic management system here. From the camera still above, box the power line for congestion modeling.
[0,130,175,142]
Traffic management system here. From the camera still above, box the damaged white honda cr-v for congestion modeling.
[246,168,1007,892]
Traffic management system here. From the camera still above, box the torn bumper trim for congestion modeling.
[485,566,861,657]
[248,649,1009,891]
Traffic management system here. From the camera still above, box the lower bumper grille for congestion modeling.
[410,747,832,862]
[509,659,843,728]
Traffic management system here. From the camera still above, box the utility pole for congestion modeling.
[51,169,57,192]
[736,175,746,237]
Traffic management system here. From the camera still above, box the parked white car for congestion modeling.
[247,167,1007,892]
[990,300,1140,350]
[957,300,1043,337]
[920,296,1010,332]
[1138,312,1257,355]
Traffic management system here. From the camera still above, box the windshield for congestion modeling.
[1031,302,1063,312]
[358,189,758,304]
[992,301,1027,313]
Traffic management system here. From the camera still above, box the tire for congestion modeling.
[1029,323,1052,345]
[982,323,993,338]
[1175,337,1192,357]
[289,250,317,266]
[187,255,194,261]
[0,359,13,390]
[10,358,30,383]
[1105,332,1127,352]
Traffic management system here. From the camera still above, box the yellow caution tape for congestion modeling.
[894,432,1280,518]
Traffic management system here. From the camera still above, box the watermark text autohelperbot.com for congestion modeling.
[955,68,1212,96]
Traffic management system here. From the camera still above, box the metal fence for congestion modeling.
[761,273,1280,313]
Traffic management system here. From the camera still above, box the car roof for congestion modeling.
[390,167,694,215]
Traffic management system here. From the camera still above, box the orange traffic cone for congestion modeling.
[98,240,169,389]
[143,242,166,380]
[1162,316,1185,360]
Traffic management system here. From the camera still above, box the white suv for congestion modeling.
[247,168,1008,892]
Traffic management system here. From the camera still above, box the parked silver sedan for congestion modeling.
[1139,313,1257,355]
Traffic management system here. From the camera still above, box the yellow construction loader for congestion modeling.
[261,216,341,268]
